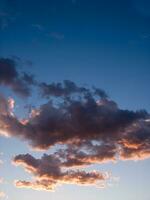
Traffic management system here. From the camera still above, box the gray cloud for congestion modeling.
[0,92,148,151]
[39,80,107,98]
[0,58,35,97]
[0,64,150,191]
[13,153,109,191]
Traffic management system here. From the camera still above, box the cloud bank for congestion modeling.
[0,57,150,191]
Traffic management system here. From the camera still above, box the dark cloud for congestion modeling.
[0,92,148,149]
[0,58,34,97]
[119,119,150,160]
[13,153,109,191]
[0,90,149,154]
[0,73,150,191]
[39,80,88,98]
[56,142,117,167]
[39,80,107,98]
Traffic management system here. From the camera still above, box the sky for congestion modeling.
[0,0,150,200]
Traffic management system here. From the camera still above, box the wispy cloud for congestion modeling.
[0,160,3,166]
[31,23,64,40]
[132,0,150,17]
[0,11,17,30]
[31,24,45,31]
[48,32,64,40]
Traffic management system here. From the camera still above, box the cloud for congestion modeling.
[0,0,19,30]
[0,153,3,168]
[39,80,107,98]
[0,58,35,97]
[39,80,89,97]
[32,24,44,31]
[0,84,150,159]
[0,64,150,192]
[72,0,77,4]
[119,119,150,160]
[0,11,16,30]
[0,192,5,199]
[49,32,64,40]
[31,23,64,41]
[56,143,117,168]
[133,0,150,17]
[13,153,109,191]
[0,177,6,198]
[1,87,150,191]
[0,160,3,166]
[0,178,4,184]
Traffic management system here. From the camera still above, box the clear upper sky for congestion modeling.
[0,0,150,200]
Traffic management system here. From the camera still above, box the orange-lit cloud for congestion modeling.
[0,192,5,199]
[0,59,150,192]
[13,153,109,191]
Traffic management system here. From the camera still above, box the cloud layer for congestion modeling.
[0,57,150,191]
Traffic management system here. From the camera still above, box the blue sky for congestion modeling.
[0,0,150,200]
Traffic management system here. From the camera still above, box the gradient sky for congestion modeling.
[0,0,150,200]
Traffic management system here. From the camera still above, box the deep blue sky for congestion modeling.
[0,1,150,200]
[1,0,150,111]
